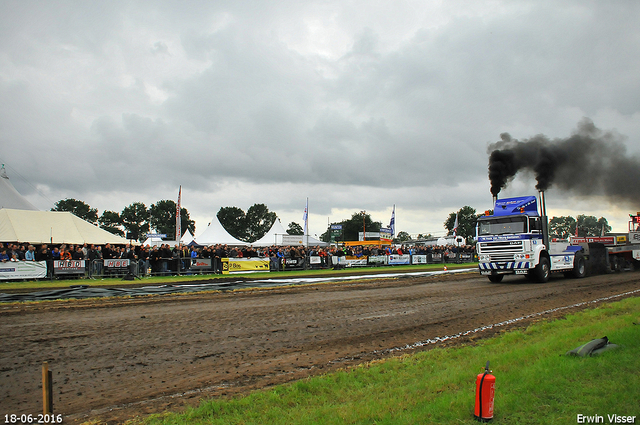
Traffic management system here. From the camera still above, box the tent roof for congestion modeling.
[252,217,288,246]
[180,229,194,245]
[194,216,247,246]
[303,235,328,247]
[0,167,38,211]
[253,218,328,247]
[0,208,132,245]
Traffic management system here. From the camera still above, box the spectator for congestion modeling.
[59,248,72,260]
[72,246,85,260]
[24,245,36,261]
[102,243,113,260]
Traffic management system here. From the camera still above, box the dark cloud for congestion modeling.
[488,119,640,207]
[1,0,640,235]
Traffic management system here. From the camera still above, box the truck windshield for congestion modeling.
[478,217,527,236]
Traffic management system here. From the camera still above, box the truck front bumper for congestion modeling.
[479,262,532,275]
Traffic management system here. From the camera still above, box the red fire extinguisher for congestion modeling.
[474,360,495,422]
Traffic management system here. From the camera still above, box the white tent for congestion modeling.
[253,218,328,247]
[303,235,328,247]
[180,229,195,245]
[252,217,288,246]
[141,237,176,247]
[436,236,467,246]
[194,216,247,246]
[0,166,38,211]
[0,208,133,245]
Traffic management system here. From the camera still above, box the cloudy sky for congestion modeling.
[2,0,639,239]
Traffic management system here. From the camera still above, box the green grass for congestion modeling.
[0,263,475,291]
[131,296,640,425]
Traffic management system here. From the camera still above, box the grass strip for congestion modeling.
[131,296,640,425]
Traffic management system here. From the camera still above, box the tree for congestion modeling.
[52,198,98,224]
[99,210,124,236]
[444,206,480,241]
[149,200,196,240]
[121,202,149,241]
[549,216,576,239]
[549,215,610,238]
[217,207,248,241]
[394,231,411,243]
[217,204,277,242]
[287,222,304,235]
[245,204,277,242]
[576,215,611,237]
[326,212,381,242]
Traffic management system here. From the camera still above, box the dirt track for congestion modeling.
[1,271,639,424]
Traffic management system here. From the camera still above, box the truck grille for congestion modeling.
[478,241,524,262]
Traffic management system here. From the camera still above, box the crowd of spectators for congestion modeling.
[1,241,477,278]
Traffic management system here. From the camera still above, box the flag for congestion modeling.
[176,186,182,241]
[453,213,459,237]
[389,205,395,237]
[303,198,308,236]
[575,222,579,237]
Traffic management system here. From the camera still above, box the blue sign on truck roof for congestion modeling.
[493,196,539,217]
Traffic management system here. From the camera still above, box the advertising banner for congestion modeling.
[0,261,47,280]
[54,260,85,275]
[358,232,380,241]
[460,253,473,262]
[368,255,386,265]
[572,236,616,245]
[333,256,368,267]
[411,255,428,264]
[309,256,322,264]
[190,258,212,271]
[388,254,411,265]
[104,259,130,274]
[282,235,304,245]
[445,253,458,262]
[282,258,305,270]
[222,257,270,274]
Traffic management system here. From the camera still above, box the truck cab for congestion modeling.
[476,195,585,283]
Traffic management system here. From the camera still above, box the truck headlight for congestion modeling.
[478,255,490,262]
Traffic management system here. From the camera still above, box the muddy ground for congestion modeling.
[1,271,639,424]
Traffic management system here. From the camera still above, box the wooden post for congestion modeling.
[42,362,52,414]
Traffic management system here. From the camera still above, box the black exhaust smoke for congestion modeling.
[488,118,640,206]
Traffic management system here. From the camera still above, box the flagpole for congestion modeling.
[176,186,182,242]
[303,198,309,248]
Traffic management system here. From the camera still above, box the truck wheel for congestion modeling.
[612,256,622,272]
[533,256,550,283]
[571,252,586,278]
[488,274,504,283]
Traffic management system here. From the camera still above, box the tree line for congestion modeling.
[441,206,611,241]
[52,199,300,243]
[52,198,196,241]
[53,198,608,244]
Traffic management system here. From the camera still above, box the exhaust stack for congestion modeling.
[538,191,549,248]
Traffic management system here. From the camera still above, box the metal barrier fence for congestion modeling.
[4,253,475,281]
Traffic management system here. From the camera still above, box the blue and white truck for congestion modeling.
[476,193,586,283]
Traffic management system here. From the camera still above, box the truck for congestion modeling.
[476,193,582,283]
[476,192,640,283]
